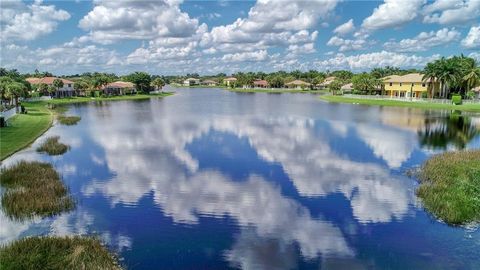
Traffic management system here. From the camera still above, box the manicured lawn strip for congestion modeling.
[228,88,328,93]
[320,95,480,112]
[0,236,122,270]
[0,102,53,160]
[417,150,480,225]
[46,92,174,105]
[0,92,174,160]
[0,161,75,220]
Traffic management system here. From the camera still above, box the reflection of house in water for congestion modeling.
[417,113,479,150]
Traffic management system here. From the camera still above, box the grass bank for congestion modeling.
[0,161,75,220]
[417,150,480,225]
[0,236,122,270]
[228,88,328,94]
[320,95,480,112]
[0,102,53,160]
[0,92,174,160]
[36,136,70,156]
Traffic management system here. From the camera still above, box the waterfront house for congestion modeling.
[183,78,200,86]
[102,81,135,95]
[26,77,75,98]
[285,80,311,89]
[202,80,217,86]
[341,83,353,93]
[223,77,237,87]
[318,76,336,89]
[253,80,268,88]
[383,73,439,98]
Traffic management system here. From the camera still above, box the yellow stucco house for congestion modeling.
[382,73,439,98]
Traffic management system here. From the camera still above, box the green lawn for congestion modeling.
[0,103,53,160]
[320,95,480,112]
[0,92,174,160]
[417,150,480,225]
[228,88,328,94]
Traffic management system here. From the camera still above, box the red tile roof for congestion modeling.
[104,81,135,89]
[253,80,268,86]
[26,77,74,85]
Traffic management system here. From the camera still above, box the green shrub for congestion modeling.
[0,161,75,220]
[421,92,428,98]
[0,236,122,270]
[451,94,462,105]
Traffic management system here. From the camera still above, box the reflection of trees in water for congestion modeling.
[418,112,479,149]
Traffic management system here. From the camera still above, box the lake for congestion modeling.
[2,87,480,269]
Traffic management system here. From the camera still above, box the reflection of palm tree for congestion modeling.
[418,113,479,149]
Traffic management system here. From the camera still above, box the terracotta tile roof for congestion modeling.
[26,77,74,85]
[341,83,353,90]
[253,80,268,86]
[224,77,237,81]
[383,73,427,83]
[203,80,217,84]
[104,81,135,88]
[286,79,310,86]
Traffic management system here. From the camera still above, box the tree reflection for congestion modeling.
[418,112,479,150]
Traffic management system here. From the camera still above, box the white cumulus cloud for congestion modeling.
[462,25,480,49]
[384,27,461,52]
[361,0,426,32]
[333,19,355,36]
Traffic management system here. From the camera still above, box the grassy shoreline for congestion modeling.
[417,150,480,225]
[0,93,173,161]
[0,236,122,270]
[227,88,328,94]
[320,95,480,112]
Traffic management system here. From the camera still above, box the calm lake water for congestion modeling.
[2,88,480,269]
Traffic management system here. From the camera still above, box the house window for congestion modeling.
[411,83,414,86]
[389,83,392,86]
[68,84,71,87]
[422,83,425,87]
[399,83,402,86]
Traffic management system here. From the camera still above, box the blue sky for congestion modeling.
[0,0,479,75]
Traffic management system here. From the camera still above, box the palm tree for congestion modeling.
[422,62,437,98]
[463,59,480,93]
[52,78,64,98]
[7,82,27,111]
[151,78,165,91]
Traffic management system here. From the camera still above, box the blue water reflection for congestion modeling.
[1,88,479,269]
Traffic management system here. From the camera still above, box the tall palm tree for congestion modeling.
[7,82,27,111]
[463,59,480,93]
[422,62,437,98]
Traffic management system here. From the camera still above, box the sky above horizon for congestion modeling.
[0,0,479,75]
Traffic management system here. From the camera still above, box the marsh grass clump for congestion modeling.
[0,236,122,270]
[417,150,480,225]
[36,136,70,155]
[0,161,75,220]
[57,115,81,125]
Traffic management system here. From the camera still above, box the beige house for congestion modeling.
[285,80,311,89]
[102,81,136,95]
[183,78,200,86]
[319,76,336,89]
[202,80,217,86]
[223,77,237,86]
[341,83,353,93]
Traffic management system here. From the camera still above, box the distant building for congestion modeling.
[472,86,480,99]
[341,83,353,93]
[253,80,268,88]
[202,80,217,86]
[319,76,336,89]
[26,77,75,97]
[223,77,237,87]
[383,73,439,98]
[183,78,200,86]
[285,80,310,89]
[103,81,136,95]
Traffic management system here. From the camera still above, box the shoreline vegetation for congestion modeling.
[36,136,70,156]
[417,150,480,225]
[0,161,74,220]
[0,236,122,270]
[0,92,173,161]
[320,95,480,112]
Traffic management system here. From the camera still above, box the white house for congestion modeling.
[183,78,200,86]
